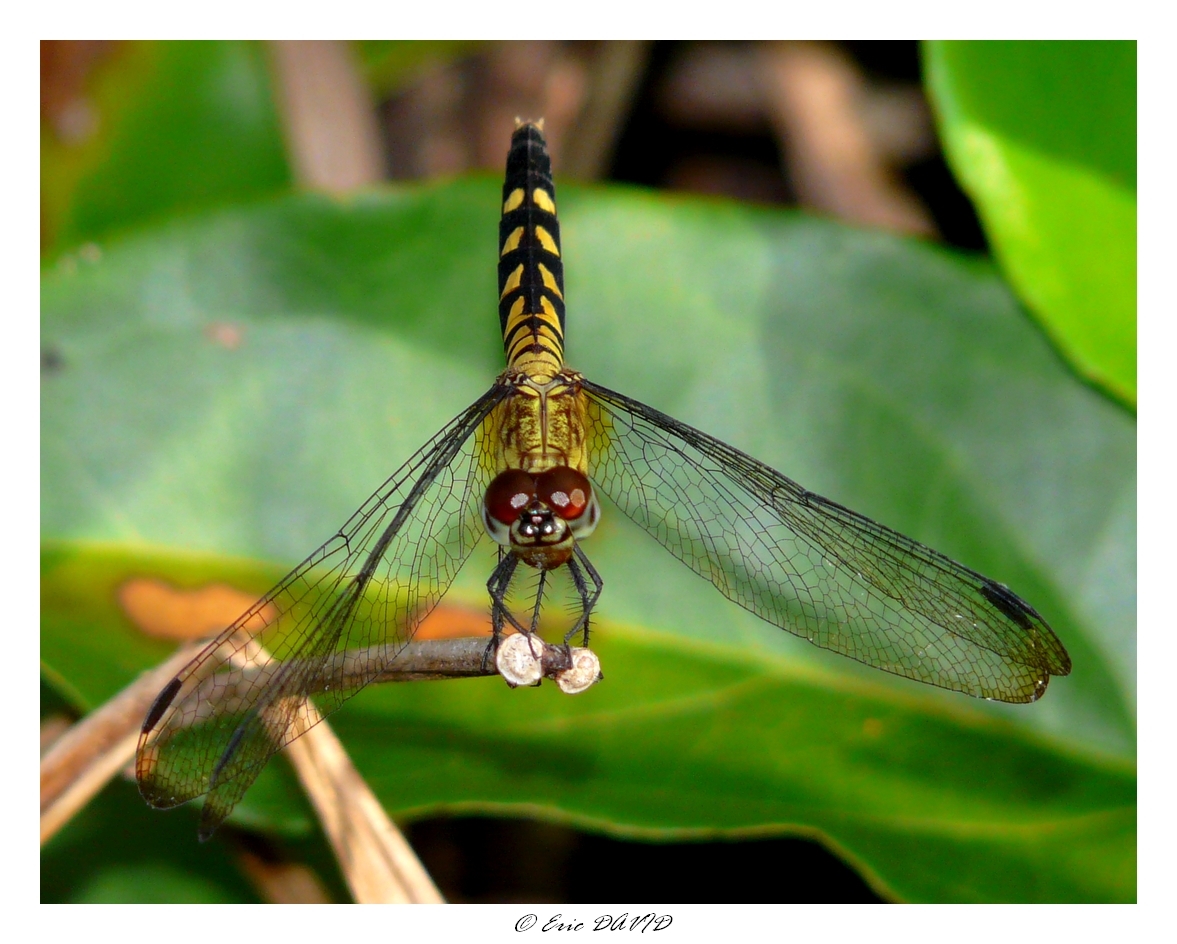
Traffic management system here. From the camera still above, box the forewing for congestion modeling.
[136,384,508,837]
[582,380,1070,703]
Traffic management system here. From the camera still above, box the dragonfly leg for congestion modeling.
[564,544,604,649]
[484,551,520,670]
[487,553,542,636]
[529,568,548,636]
[484,551,548,665]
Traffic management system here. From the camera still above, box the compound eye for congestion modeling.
[485,469,537,525]
[536,466,592,520]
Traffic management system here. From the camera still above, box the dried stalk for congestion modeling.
[269,40,386,192]
[758,41,936,237]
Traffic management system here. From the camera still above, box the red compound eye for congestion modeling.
[485,469,537,525]
[536,466,592,520]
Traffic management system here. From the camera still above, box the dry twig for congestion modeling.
[758,41,936,236]
[269,40,386,192]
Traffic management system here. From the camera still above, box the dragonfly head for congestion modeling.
[482,466,599,569]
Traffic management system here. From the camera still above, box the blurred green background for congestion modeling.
[41,40,1135,903]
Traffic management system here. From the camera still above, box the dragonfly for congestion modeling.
[137,120,1071,840]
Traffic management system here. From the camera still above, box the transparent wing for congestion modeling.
[582,379,1071,703]
[136,384,509,838]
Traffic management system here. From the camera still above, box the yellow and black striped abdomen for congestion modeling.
[498,122,565,377]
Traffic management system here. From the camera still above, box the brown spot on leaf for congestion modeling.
[119,577,274,640]
[204,322,244,350]
[41,348,65,373]
[414,602,494,640]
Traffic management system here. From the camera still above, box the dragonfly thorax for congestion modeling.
[482,465,600,569]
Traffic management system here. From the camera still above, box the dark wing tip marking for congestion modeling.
[979,580,1036,630]
[142,676,182,735]
[208,717,253,793]
[979,579,1071,677]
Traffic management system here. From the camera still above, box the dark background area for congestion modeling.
[607,41,985,251]
[405,816,882,903]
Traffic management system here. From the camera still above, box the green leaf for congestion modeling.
[41,40,290,254]
[41,775,259,903]
[41,179,1135,902]
[923,40,1136,406]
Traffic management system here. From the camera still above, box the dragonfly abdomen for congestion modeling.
[499,121,566,377]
